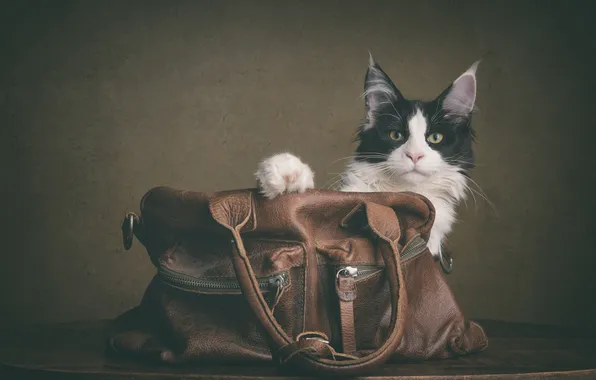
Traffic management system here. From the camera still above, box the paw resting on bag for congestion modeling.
[255,153,315,199]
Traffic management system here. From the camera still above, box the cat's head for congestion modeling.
[355,55,479,184]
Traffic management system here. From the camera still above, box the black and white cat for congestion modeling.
[255,55,480,259]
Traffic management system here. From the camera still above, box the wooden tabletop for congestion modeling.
[1,319,595,379]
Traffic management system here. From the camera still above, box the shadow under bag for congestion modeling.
[109,187,487,376]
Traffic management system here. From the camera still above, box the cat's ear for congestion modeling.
[439,60,480,120]
[363,53,403,121]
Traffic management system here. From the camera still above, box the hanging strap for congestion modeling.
[336,267,357,354]
[209,193,408,376]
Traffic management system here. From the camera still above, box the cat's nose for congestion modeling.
[406,152,425,164]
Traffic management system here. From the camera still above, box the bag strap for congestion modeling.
[210,193,409,376]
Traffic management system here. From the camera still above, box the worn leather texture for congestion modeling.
[109,186,488,375]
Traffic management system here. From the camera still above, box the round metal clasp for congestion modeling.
[121,212,139,250]
[437,249,453,274]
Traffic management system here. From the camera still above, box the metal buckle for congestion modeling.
[303,337,330,344]
[296,332,330,345]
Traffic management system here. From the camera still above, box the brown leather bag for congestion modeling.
[109,186,488,376]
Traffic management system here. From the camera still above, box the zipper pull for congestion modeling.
[268,273,286,288]
[269,274,287,313]
[337,266,358,278]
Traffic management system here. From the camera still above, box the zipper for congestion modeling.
[400,235,427,261]
[336,265,382,278]
[158,265,289,294]
[158,237,427,292]
[336,235,428,276]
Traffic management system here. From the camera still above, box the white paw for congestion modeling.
[255,153,315,199]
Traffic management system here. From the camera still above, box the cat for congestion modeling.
[255,55,480,259]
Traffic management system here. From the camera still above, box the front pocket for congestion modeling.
[142,266,302,363]
[329,235,429,353]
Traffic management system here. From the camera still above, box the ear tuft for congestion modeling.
[362,55,402,128]
[368,51,375,67]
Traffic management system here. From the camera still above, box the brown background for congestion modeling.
[2,0,595,328]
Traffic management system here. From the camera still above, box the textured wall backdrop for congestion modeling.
[2,0,595,327]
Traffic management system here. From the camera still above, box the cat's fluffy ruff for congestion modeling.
[255,58,479,258]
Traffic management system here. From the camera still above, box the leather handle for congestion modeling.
[209,193,408,376]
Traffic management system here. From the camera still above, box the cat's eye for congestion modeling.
[427,133,444,144]
[389,131,404,141]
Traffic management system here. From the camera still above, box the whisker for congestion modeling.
[324,153,389,168]
[445,159,487,168]
[318,151,496,219]
[321,173,344,189]
[465,183,479,211]
[378,113,402,123]
[324,178,342,190]
[328,178,345,190]
[465,177,499,217]
[383,94,402,119]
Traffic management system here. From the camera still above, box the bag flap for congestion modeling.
[130,186,435,262]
